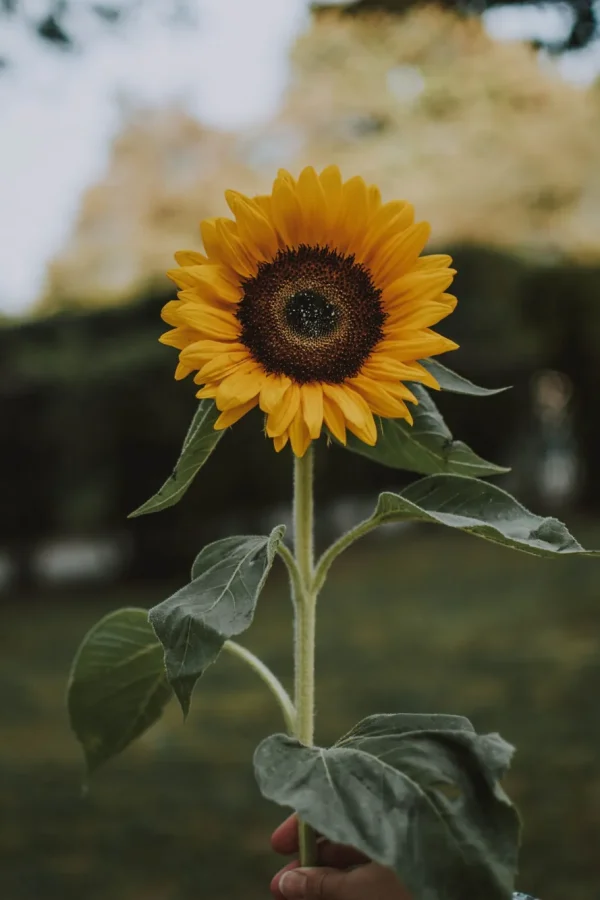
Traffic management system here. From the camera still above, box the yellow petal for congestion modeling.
[361,355,424,381]
[184,339,246,368]
[322,393,347,444]
[216,362,266,411]
[301,382,324,440]
[266,382,301,437]
[386,300,457,331]
[175,362,193,380]
[338,175,368,256]
[177,303,240,341]
[196,384,218,399]
[174,250,209,266]
[166,268,198,289]
[414,254,453,272]
[216,219,259,279]
[319,165,343,232]
[322,383,377,445]
[440,293,458,310]
[370,221,431,286]
[398,361,440,390]
[254,194,273,220]
[201,217,256,279]
[273,431,289,453]
[350,373,417,411]
[161,299,185,326]
[367,184,382,216]
[225,188,251,215]
[214,397,258,430]
[200,218,223,260]
[260,373,293,414]
[159,326,198,350]
[197,350,251,381]
[357,202,414,264]
[295,166,327,245]
[382,270,456,307]
[176,289,236,316]
[228,193,278,262]
[350,382,411,419]
[271,174,303,248]
[361,354,439,391]
[289,409,312,457]
[379,330,459,361]
[168,263,239,296]
[179,265,242,303]
[277,168,297,189]
[385,380,420,407]
[184,338,246,360]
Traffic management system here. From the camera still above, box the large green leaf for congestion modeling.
[371,474,600,558]
[343,386,507,477]
[149,526,285,716]
[129,400,223,517]
[67,608,172,774]
[255,713,520,900]
[420,359,509,397]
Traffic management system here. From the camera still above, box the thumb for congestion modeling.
[279,867,352,900]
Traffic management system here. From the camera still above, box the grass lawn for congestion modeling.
[2,523,600,900]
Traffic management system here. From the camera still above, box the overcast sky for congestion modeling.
[0,0,598,315]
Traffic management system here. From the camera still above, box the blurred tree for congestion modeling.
[4,247,600,588]
[0,0,196,67]
[1,0,597,55]
[317,0,597,51]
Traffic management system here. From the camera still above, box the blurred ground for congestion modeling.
[2,526,600,900]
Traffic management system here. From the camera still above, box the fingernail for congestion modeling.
[279,869,308,898]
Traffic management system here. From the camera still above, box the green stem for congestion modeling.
[294,447,314,593]
[313,517,375,596]
[277,542,304,605]
[293,447,319,868]
[223,640,296,735]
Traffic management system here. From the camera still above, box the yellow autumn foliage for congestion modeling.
[42,6,600,312]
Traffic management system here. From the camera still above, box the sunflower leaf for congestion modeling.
[420,359,510,396]
[342,385,508,477]
[149,526,285,716]
[254,714,520,900]
[370,473,600,557]
[129,400,223,517]
[67,608,172,775]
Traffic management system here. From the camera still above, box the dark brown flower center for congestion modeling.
[236,245,385,384]
[284,289,341,340]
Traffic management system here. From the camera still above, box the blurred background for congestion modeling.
[2,1,600,898]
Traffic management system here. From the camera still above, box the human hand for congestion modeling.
[270,815,412,900]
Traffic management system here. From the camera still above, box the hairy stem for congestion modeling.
[223,641,295,734]
[277,541,304,605]
[293,447,319,867]
[313,517,375,595]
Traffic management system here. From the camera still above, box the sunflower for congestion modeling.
[160,166,458,457]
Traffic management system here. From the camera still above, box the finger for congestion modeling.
[271,815,299,854]
[318,840,369,869]
[279,866,350,900]
[271,817,366,868]
[270,843,366,898]
[271,860,301,899]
